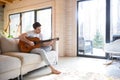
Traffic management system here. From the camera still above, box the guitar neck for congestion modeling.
[41,38,59,42]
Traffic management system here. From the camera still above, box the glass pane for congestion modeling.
[78,0,106,57]
[9,14,20,38]
[111,0,120,41]
[37,8,52,40]
[22,11,34,33]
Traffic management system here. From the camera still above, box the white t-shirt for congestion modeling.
[26,30,43,40]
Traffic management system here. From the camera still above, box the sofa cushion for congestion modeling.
[0,36,1,54]
[0,36,20,53]
[0,48,1,54]
[4,52,42,66]
[0,55,21,73]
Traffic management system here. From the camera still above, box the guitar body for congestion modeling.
[18,37,59,53]
[18,37,41,53]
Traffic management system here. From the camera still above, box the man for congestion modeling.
[19,22,61,74]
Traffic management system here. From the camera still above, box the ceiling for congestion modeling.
[0,0,18,6]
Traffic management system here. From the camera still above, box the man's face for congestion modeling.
[35,27,41,34]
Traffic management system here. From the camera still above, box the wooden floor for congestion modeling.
[24,57,120,80]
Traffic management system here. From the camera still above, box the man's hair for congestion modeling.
[33,22,41,29]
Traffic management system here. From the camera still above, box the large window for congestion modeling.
[22,11,34,33]
[9,8,52,38]
[37,8,52,40]
[9,14,20,37]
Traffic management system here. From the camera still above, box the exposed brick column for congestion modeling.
[0,6,4,31]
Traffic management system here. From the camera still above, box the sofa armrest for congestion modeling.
[51,41,59,63]
[52,41,59,50]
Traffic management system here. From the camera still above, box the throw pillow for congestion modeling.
[0,36,20,53]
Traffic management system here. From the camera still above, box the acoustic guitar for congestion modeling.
[18,37,59,53]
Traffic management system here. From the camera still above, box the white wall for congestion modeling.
[4,0,77,57]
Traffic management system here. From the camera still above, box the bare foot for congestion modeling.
[104,60,113,65]
[52,69,61,74]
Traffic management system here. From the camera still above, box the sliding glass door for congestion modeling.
[77,0,106,57]
[111,0,120,41]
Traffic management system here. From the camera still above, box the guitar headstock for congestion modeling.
[51,37,59,41]
[55,37,59,40]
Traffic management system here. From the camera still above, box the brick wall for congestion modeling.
[64,0,77,56]
[0,6,4,31]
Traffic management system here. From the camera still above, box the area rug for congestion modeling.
[24,69,120,80]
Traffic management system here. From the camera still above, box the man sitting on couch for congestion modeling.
[19,22,61,74]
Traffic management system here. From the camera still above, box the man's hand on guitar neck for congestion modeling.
[49,40,55,46]
[50,39,56,45]
[47,38,59,46]
[42,40,55,47]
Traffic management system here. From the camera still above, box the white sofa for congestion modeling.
[0,35,58,80]
[0,55,21,80]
